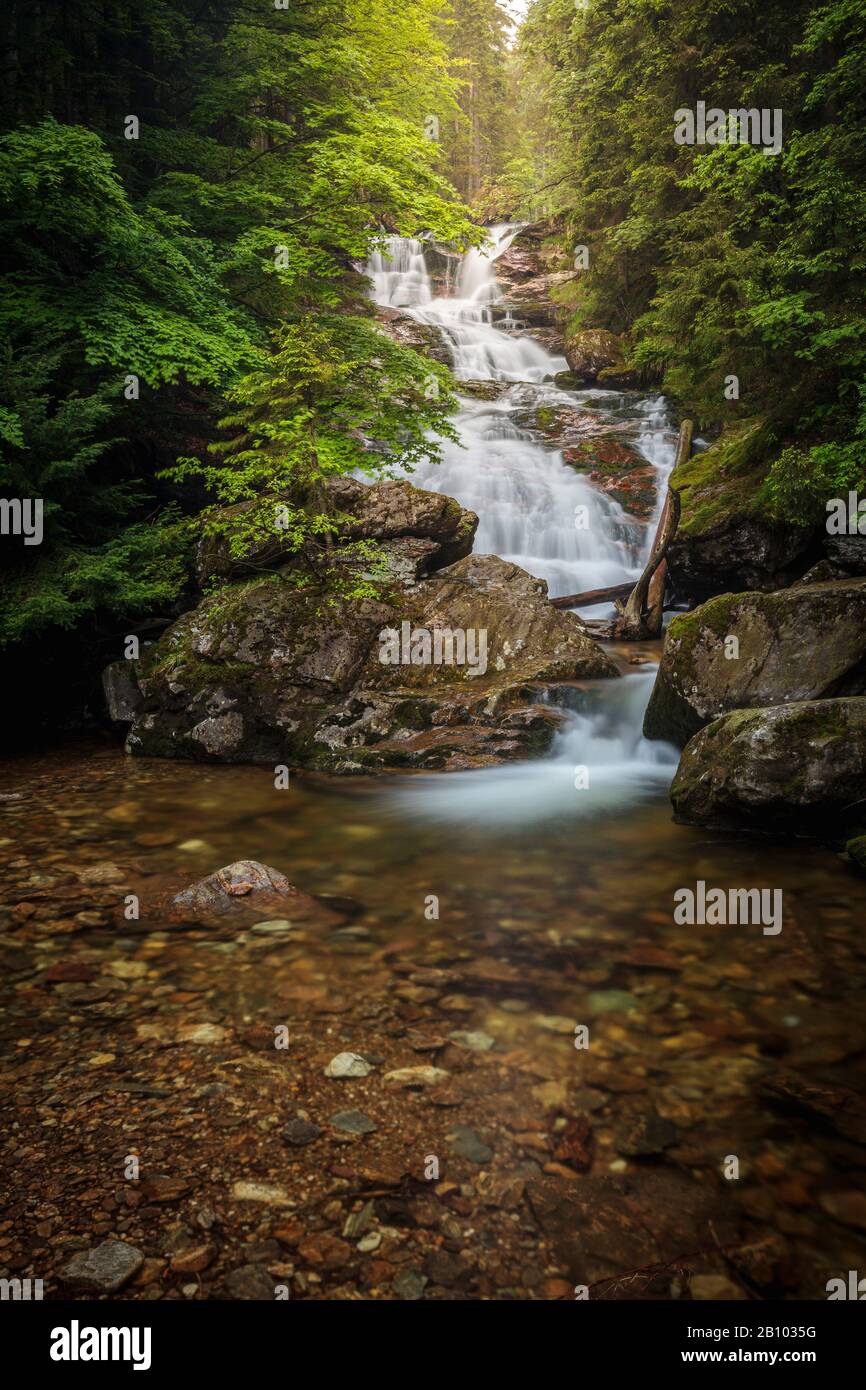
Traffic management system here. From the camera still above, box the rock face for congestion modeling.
[644,579,866,746]
[670,698,866,829]
[374,305,452,365]
[497,271,576,329]
[169,860,345,926]
[102,659,143,721]
[126,550,618,772]
[196,477,477,586]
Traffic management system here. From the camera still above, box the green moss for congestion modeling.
[675,419,772,537]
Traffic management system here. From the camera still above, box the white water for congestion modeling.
[368,226,679,823]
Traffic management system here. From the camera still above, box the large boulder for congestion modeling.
[670,698,866,830]
[644,578,866,746]
[126,551,618,772]
[195,477,478,586]
[562,328,624,382]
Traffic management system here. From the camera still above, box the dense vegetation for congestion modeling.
[0,0,476,728]
[504,0,866,522]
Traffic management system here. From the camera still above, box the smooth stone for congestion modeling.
[232,1180,292,1206]
[382,1066,449,1088]
[448,1030,495,1052]
[325,1052,372,1079]
[533,1014,575,1034]
[586,990,638,1015]
[447,1125,493,1164]
[329,1110,377,1135]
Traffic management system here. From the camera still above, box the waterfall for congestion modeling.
[367,227,680,822]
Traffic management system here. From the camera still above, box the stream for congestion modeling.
[2,230,866,1301]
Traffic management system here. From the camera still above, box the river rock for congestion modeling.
[60,1239,145,1294]
[645,579,866,746]
[670,698,866,830]
[127,547,618,773]
[171,861,335,924]
[325,1052,372,1079]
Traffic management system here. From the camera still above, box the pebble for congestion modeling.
[447,1125,493,1164]
[329,1110,377,1135]
[448,1030,495,1052]
[383,1066,449,1088]
[325,1052,372,1079]
[177,1023,228,1045]
[60,1239,145,1294]
[357,1232,382,1253]
[281,1117,322,1147]
[250,919,294,935]
[232,1180,292,1206]
[533,1014,575,1034]
[392,1269,427,1300]
[224,1264,276,1299]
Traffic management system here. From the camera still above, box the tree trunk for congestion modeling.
[614,419,692,639]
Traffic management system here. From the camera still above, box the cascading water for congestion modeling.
[367,226,680,822]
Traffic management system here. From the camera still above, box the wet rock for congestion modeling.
[501,271,577,328]
[424,1249,464,1287]
[172,860,287,911]
[670,698,866,830]
[563,328,624,381]
[817,1191,866,1231]
[325,1052,372,1079]
[298,1233,352,1270]
[374,305,452,366]
[128,547,618,774]
[614,1110,678,1157]
[527,1170,738,1287]
[759,1070,866,1145]
[447,1125,493,1164]
[281,1117,322,1146]
[231,1180,292,1206]
[383,1065,449,1088]
[60,1239,145,1294]
[644,579,866,746]
[448,1029,495,1052]
[170,1243,216,1274]
[223,1264,276,1300]
[102,660,143,723]
[392,1268,428,1300]
[329,1110,378,1135]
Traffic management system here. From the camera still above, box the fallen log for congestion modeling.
[613,419,692,639]
[551,581,635,610]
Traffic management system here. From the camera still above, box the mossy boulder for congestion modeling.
[126,552,618,773]
[195,477,478,586]
[670,699,866,830]
[562,328,624,382]
[644,578,866,746]
[668,421,811,597]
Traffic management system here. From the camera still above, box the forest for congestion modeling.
[2,0,866,1324]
